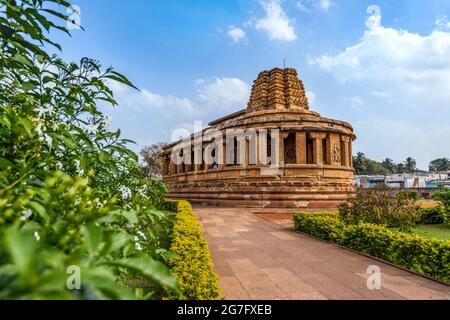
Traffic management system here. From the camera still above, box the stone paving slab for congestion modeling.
[194,207,450,300]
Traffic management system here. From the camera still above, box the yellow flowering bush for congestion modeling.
[168,201,220,300]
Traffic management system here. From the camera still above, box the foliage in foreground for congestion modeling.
[294,212,450,283]
[168,200,220,300]
[339,186,420,230]
[0,0,178,298]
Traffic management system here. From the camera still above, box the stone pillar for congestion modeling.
[279,132,289,166]
[296,132,307,164]
[309,132,327,165]
[162,157,168,175]
[341,136,350,167]
[193,145,202,173]
[349,139,353,168]
[257,130,271,166]
[219,141,227,169]
[244,137,249,167]
[325,135,331,165]
[237,137,246,166]
[256,131,263,165]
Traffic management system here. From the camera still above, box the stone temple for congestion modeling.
[162,68,356,208]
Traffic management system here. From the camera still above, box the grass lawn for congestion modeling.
[409,224,450,241]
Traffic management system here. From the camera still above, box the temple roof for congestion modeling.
[247,67,309,112]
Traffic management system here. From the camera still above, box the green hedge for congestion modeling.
[168,200,220,300]
[417,207,448,225]
[157,199,179,212]
[294,213,450,283]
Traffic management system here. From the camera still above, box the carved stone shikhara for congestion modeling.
[162,68,356,208]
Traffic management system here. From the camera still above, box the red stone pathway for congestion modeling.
[194,207,450,300]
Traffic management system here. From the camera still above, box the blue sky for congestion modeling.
[54,0,450,169]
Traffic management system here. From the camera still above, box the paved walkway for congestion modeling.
[194,207,450,300]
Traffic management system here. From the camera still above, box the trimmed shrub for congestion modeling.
[294,212,450,283]
[158,199,179,212]
[339,186,419,229]
[168,200,220,300]
[417,207,447,225]
[294,212,343,242]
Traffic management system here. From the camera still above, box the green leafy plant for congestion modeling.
[433,189,450,221]
[338,186,420,230]
[417,207,447,225]
[0,0,179,299]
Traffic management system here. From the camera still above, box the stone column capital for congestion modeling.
[281,132,290,139]
[309,132,327,140]
[341,135,351,143]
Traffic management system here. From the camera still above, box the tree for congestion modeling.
[433,189,450,212]
[352,152,388,175]
[404,157,417,173]
[381,158,397,174]
[0,0,178,299]
[396,162,406,174]
[429,158,450,173]
[353,152,368,175]
[140,142,167,177]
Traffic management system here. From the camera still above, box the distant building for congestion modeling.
[355,171,450,198]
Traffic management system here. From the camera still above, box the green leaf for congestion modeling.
[105,257,179,291]
[0,157,13,169]
[110,210,138,225]
[29,201,49,223]
[83,267,135,300]
[5,227,37,278]
[48,133,76,148]
[18,117,34,136]
[22,81,37,92]
[12,53,34,67]
[82,223,104,257]
[98,151,110,164]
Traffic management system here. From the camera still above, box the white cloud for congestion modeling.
[436,14,450,29]
[296,1,310,12]
[296,0,332,12]
[103,77,250,149]
[309,5,450,104]
[227,26,246,43]
[111,77,249,116]
[306,90,316,106]
[308,5,450,168]
[355,115,450,170]
[318,0,331,11]
[349,96,364,109]
[197,77,250,112]
[254,0,297,41]
[112,83,199,118]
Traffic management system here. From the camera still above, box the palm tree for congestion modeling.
[381,158,396,174]
[404,157,417,173]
